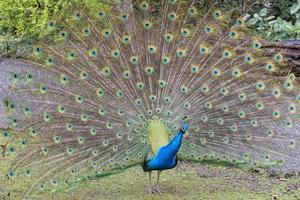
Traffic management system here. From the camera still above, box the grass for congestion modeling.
[1,160,300,200]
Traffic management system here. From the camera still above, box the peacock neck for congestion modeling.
[166,129,184,158]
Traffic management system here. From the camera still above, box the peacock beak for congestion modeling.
[183,131,189,138]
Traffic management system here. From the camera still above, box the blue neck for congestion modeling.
[143,129,185,171]
[165,129,184,158]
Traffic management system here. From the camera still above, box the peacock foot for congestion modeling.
[153,186,161,194]
[148,186,154,194]
[147,186,161,194]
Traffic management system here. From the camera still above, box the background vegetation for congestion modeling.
[0,0,299,42]
[0,0,108,56]
[0,0,108,39]
[0,0,299,57]
[246,0,300,40]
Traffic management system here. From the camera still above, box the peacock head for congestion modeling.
[181,122,189,138]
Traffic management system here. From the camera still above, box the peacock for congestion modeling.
[0,0,299,198]
[142,122,189,193]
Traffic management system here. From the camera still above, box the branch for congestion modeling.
[262,40,300,76]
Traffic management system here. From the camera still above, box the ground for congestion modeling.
[0,161,300,200]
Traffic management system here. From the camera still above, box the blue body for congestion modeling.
[143,123,188,171]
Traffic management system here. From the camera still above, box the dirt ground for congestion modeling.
[1,161,300,200]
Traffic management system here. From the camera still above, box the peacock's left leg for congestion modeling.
[148,171,153,194]
[154,170,162,193]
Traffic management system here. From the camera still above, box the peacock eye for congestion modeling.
[35,47,41,53]
[122,14,128,20]
[60,32,67,38]
[48,21,56,28]
[236,19,242,25]
[168,12,177,20]
[75,12,81,19]
[204,26,211,33]
[229,31,236,38]
[98,11,105,17]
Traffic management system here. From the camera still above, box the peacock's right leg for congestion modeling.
[154,170,162,194]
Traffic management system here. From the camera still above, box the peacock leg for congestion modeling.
[148,171,153,194]
[155,170,162,193]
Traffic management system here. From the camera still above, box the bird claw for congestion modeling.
[154,186,161,194]
[148,187,153,194]
[148,186,161,194]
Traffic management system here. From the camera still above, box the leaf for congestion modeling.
[296,17,300,27]
[248,18,258,25]
[290,0,300,15]
[268,20,277,25]
[259,8,268,17]
[253,13,261,19]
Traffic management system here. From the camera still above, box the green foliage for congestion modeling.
[0,0,108,40]
[193,0,300,40]
[248,0,300,40]
[0,0,108,57]
[0,0,298,46]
